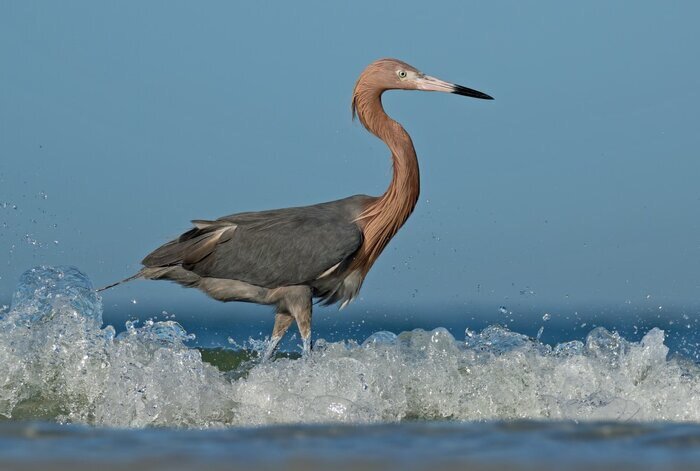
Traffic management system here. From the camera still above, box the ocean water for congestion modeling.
[2,266,700,470]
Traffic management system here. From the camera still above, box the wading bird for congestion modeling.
[100,58,492,359]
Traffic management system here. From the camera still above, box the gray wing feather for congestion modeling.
[142,195,369,289]
[181,224,237,267]
[142,220,235,267]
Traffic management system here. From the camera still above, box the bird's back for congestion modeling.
[142,195,374,290]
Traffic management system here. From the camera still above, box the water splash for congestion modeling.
[7,265,101,325]
[1,266,699,428]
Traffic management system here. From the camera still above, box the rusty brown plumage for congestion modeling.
[349,60,422,277]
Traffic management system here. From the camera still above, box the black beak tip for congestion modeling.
[453,85,494,100]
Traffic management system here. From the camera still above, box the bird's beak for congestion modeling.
[416,75,493,100]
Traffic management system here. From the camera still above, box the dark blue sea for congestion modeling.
[2,266,700,470]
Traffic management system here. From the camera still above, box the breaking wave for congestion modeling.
[1,266,699,428]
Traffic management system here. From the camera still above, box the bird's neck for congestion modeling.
[351,88,420,275]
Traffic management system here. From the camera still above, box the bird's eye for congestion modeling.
[397,70,407,79]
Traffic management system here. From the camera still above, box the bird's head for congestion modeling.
[352,58,492,111]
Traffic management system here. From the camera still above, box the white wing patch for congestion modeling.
[317,262,341,280]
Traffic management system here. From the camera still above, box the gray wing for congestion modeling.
[142,195,370,288]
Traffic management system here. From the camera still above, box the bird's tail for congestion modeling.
[96,271,143,292]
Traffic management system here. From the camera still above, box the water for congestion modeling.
[4,421,700,471]
[2,266,700,469]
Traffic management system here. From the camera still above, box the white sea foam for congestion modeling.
[1,266,699,428]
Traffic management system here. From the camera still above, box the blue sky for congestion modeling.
[1,1,699,321]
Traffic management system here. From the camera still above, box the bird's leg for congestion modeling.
[262,311,293,362]
[269,286,313,357]
[294,307,313,357]
[286,289,313,357]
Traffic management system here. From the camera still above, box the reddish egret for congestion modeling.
[100,58,492,359]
